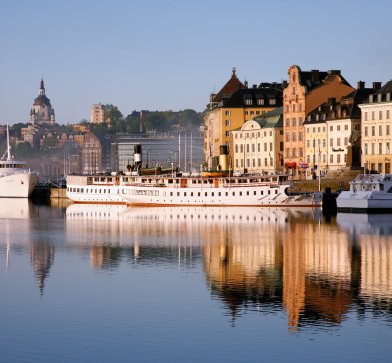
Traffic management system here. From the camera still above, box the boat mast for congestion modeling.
[7,124,11,161]
[184,133,187,173]
[190,133,193,174]
[178,133,181,171]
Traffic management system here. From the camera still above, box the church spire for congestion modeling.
[39,78,45,96]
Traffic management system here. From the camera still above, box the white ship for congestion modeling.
[336,174,392,213]
[66,172,321,207]
[0,126,39,198]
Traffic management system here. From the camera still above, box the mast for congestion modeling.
[178,133,181,171]
[7,124,11,161]
[184,133,187,173]
[191,133,193,174]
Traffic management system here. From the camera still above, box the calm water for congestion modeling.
[0,199,391,363]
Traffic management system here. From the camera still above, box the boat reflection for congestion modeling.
[0,198,37,219]
[64,204,392,330]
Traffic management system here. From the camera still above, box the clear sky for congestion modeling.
[0,0,391,125]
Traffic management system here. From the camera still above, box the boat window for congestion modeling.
[232,192,235,196]
[379,184,384,191]
[239,192,242,196]
[191,192,193,196]
[246,191,249,196]
[211,192,214,196]
[205,192,208,196]
[254,191,256,196]
[184,192,187,197]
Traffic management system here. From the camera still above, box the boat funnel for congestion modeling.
[219,145,228,171]
[134,144,142,168]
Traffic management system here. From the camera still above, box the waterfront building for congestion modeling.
[304,82,375,177]
[231,107,284,174]
[29,79,56,125]
[359,80,392,173]
[81,132,102,174]
[203,68,284,168]
[90,104,105,124]
[283,66,354,179]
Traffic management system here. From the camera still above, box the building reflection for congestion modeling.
[2,202,391,328]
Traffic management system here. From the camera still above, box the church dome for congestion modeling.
[33,94,51,107]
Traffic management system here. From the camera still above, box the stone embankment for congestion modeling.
[290,168,361,193]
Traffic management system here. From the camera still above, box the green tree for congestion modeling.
[178,109,202,130]
[15,141,33,158]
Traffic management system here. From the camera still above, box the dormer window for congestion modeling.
[270,98,276,105]
[245,98,252,106]
[257,98,264,106]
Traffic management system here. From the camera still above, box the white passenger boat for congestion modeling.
[66,173,321,207]
[336,173,392,213]
[0,126,39,198]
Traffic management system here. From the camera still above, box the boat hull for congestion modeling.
[337,190,392,213]
[0,172,39,198]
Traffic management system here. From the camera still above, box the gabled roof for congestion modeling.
[375,80,392,94]
[212,68,245,102]
[297,69,352,92]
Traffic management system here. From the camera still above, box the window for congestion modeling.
[286,118,290,127]
[387,142,391,154]
[344,124,348,130]
[387,110,390,119]
[286,149,290,158]
[257,99,264,105]
[330,154,333,163]
[379,111,383,120]
[299,147,303,157]
[292,118,296,126]
[379,125,383,136]
[245,98,252,105]
[372,126,375,136]
[225,119,230,126]
[330,126,333,131]
[264,158,268,166]
[337,125,341,131]
[378,163,383,173]
[364,143,368,154]
[337,154,341,163]
[292,132,296,141]
[344,137,348,146]
[299,117,303,124]
[386,162,391,174]
[330,138,333,147]
[264,143,267,151]
[372,111,375,120]
[292,104,296,112]
[371,143,375,154]
[252,143,255,152]
[293,148,297,158]
[225,110,231,116]
[299,132,303,141]
[307,140,310,148]
[323,139,326,148]
[270,142,273,151]
[299,103,303,112]
[235,144,238,153]
[387,125,390,136]
[270,99,276,105]
[225,130,230,137]
[364,112,368,121]
[379,143,383,154]
[364,126,368,137]
[337,138,341,147]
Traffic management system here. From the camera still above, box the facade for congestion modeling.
[359,80,392,173]
[204,68,284,168]
[90,104,105,124]
[304,82,375,176]
[283,66,354,179]
[29,79,56,125]
[81,132,102,175]
[231,107,284,174]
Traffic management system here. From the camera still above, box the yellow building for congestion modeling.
[203,68,284,169]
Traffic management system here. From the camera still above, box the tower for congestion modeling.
[29,79,56,125]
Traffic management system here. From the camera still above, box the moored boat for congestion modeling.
[0,126,39,198]
[336,173,392,213]
[66,172,322,207]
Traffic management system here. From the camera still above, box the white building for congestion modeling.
[231,107,284,174]
[359,80,392,173]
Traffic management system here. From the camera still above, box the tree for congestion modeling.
[15,141,33,158]
[178,109,202,130]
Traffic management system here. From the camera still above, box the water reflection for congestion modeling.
[1,203,391,331]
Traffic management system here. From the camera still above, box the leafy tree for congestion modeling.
[15,141,33,158]
[178,109,202,130]
[11,123,28,138]
[41,135,58,149]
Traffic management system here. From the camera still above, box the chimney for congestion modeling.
[311,69,319,83]
[373,82,382,91]
[357,81,365,89]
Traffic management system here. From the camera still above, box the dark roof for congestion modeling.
[375,80,392,94]
[220,85,283,108]
[304,87,374,124]
[297,69,351,92]
[33,94,52,107]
